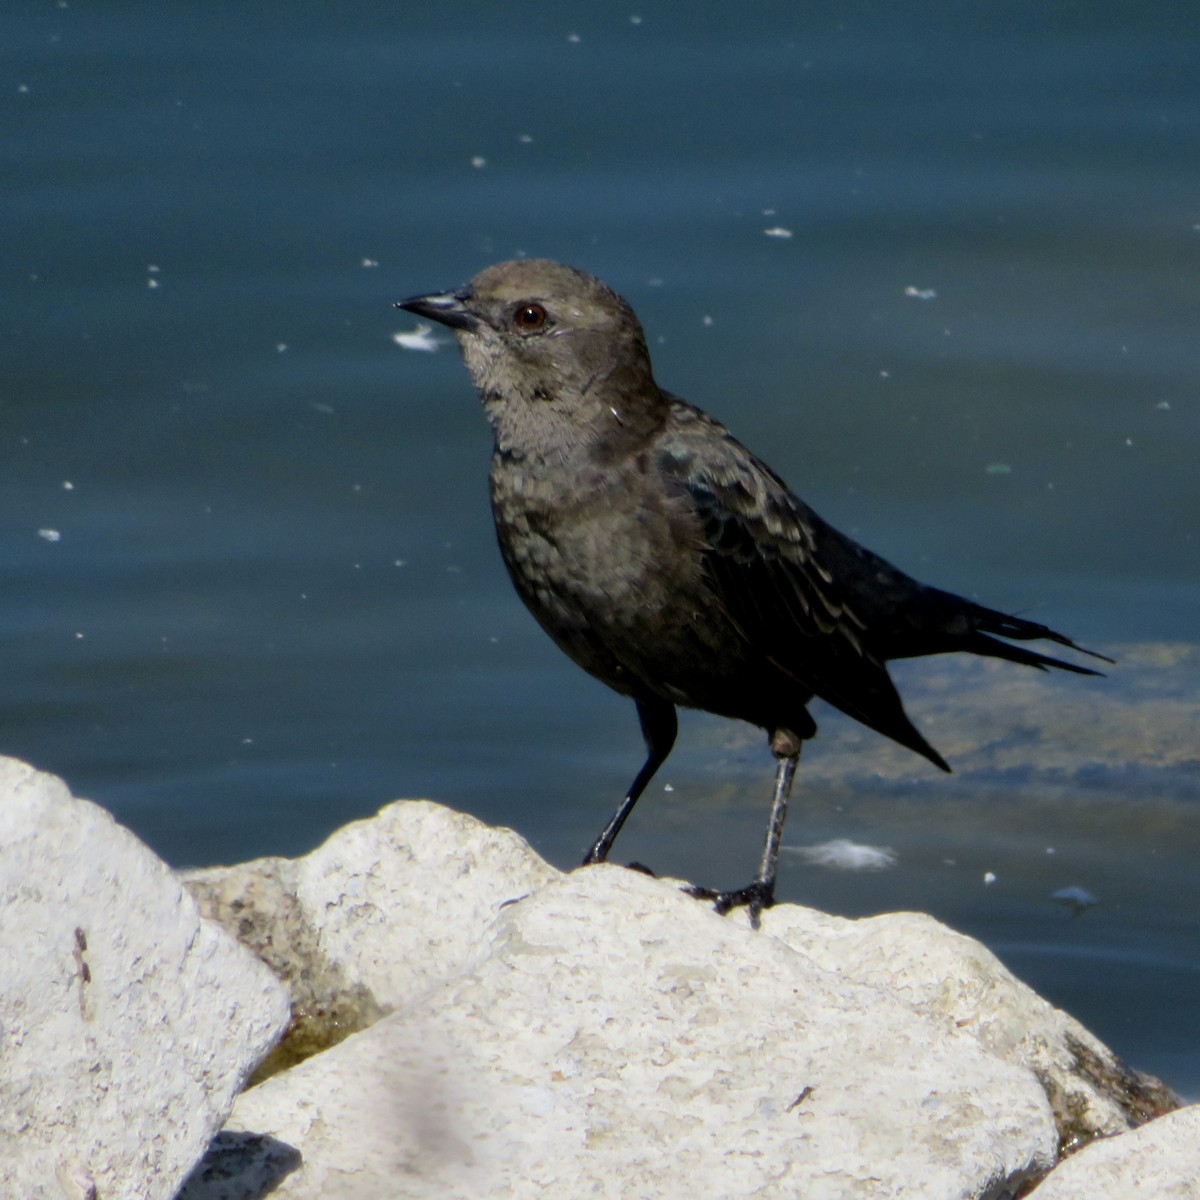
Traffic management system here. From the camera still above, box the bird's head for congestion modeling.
[397,259,662,456]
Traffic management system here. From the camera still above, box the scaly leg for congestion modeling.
[686,730,802,929]
[582,697,678,865]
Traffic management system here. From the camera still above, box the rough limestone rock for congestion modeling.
[183,800,561,1068]
[1027,1105,1200,1199]
[181,865,1060,1200]
[0,758,290,1200]
[765,906,1176,1151]
[186,800,1175,1155]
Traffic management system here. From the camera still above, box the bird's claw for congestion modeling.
[624,861,658,877]
[683,880,775,929]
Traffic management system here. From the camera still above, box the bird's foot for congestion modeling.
[580,853,657,878]
[625,861,657,877]
[683,880,775,929]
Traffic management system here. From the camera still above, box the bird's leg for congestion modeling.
[686,729,802,929]
[582,697,678,866]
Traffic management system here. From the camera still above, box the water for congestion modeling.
[4,2,1198,1096]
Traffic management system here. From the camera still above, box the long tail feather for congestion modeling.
[930,589,1114,673]
[963,631,1105,676]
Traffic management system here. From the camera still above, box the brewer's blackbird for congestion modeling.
[397,259,1109,925]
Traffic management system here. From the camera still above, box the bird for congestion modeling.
[396,259,1109,925]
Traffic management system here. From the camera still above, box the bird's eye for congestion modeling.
[513,303,548,333]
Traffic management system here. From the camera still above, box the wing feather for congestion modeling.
[657,405,949,767]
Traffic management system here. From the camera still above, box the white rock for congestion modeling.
[187,801,1173,1156]
[1027,1104,1200,1199]
[182,866,1058,1200]
[768,907,1174,1141]
[292,798,560,1004]
[183,799,561,1019]
[0,758,290,1200]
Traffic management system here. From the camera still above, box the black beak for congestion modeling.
[394,289,477,331]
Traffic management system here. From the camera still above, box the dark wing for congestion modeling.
[657,403,951,769]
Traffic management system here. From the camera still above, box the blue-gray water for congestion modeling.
[4,3,1198,1096]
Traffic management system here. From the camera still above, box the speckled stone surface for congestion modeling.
[0,757,289,1200]
[1028,1105,1200,1200]
[185,865,1058,1200]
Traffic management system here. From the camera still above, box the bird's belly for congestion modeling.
[494,497,797,723]
[495,496,705,680]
